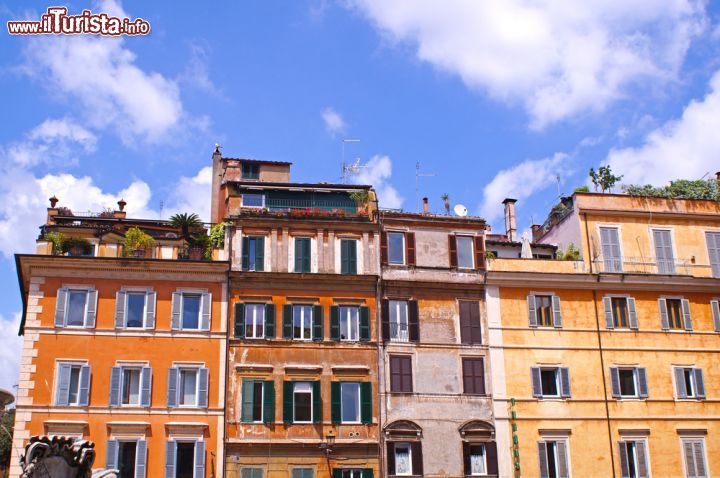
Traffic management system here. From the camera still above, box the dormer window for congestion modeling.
[242,163,260,180]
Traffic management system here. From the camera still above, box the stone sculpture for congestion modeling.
[19,436,118,478]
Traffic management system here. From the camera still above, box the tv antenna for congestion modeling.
[341,139,361,183]
[159,200,164,220]
[416,161,435,213]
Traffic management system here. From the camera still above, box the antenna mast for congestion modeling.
[416,161,435,213]
[341,139,361,183]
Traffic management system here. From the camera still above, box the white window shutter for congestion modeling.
[194,441,206,478]
[167,368,179,408]
[78,365,91,406]
[603,297,614,329]
[171,292,182,330]
[145,291,156,329]
[140,366,152,407]
[711,300,720,332]
[658,298,669,330]
[551,295,562,327]
[55,288,68,327]
[115,290,126,328]
[56,363,71,406]
[85,289,98,328]
[681,299,692,331]
[627,298,638,330]
[201,292,212,331]
[135,439,147,478]
[198,368,209,408]
[109,366,121,407]
[106,439,118,470]
[675,368,687,399]
[527,295,537,327]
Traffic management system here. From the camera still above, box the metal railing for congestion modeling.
[265,198,357,213]
[389,322,409,342]
[593,255,715,277]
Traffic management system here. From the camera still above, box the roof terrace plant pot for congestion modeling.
[63,237,92,257]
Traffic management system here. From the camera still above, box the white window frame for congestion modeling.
[680,436,708,478]
[650,227,677,273]
[123,291,149,328]
[618,367,639,398]
[540,438,570,478]
[245,303,266,339]
[620,438,650,478]
[173,439,202,476]
[241,193,265,208]
[120,366,142,406]
[456,235,475,269]
[389,300,409,342]
[115,439,140,476]
[241,467,265,478]
[64,289,91,327]
[180,292,203,331]
[56,362,85,406]
[292,305,313,341]
[598,224,624,272]
[249,380,265,423]
[340,382,361,424]
[608,295,632,329]
[467,442,488,476]
[177,367,200,407]
[387,232,406,265]
[539,367,561,398]
[394,442,413,476]
[339,306,360,341]
[293,382,313,423]
[674,366,703,399]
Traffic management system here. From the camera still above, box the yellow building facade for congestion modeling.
[488,193,720,478]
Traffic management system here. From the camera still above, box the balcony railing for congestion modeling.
[593,256,715,277]
[265,198,357,213]
[389,322,409,342]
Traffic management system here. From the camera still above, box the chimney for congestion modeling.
[715,171,720,184]
[210,145,224,224]
[531,224,542,242]
[47,196,59,225]
[113,198,127,219]
[422,197,429,214]
[502,198,517,242]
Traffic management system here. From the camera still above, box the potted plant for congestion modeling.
[63,237,93,256]
[44,232,66,255]
[169,213,202,240]
[349,190,370,213]
[188,232,211,260]
[441,193,450,215]
[123,227,156,258]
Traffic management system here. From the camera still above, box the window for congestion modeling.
[603,296,637,329]
[245,304,265,339]
[171,291,211,331]
[660,298,691,330]
[394,443,412,476]
[389,300,409,342]
[707,231,720,278]
[117,441,137,478]
[293,382,313,423]
[242,162,260,179]
[241,468,264,478]
[611,367,648,399]
[389,356,413,393]
[388,232,405,265]
[338,306,359,341]
[600,226,622,272]
[538,440,569,478]
[339,470,363,478]
[653,229,675,274]
[241,379,272,423]
[242,236,265,271]
[465,443,487,476]
[527,294,562,328]
[459,301,482,345]
[292,469,314,478]
[116,290,155,329]
[55,363,90,406]
[55,288,97,328]
[294,237,312,273]
[341,239,358,274]
[341,382,361,423]
[121,368,141,406]
[682,439,707,478]
[125,292,147,328]
[242,193,264,207]
[675,367,706,399]
[106,439,146,478]
[293,305,313,340]
[532,367,571,399]
[167,367,209,408]
[618,440,649,478]
[462,358,486,395]
[457,236,474,269]
[169,441,204,478]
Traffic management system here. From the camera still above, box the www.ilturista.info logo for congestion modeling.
[7,6,150,36]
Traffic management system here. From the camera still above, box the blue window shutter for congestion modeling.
[560,367,571,398]
[242,236,250,271]
[265,303,275,338]
[140,366,152,407]
[627,298,638,330]
[610,367,620,398]
[711,300,720,332]
[603,297,614,329]
[658,299,669,330]
[694,369,705,398]
[551,295,562,328]
[55,288,68,327]
[359,306,371,341]
[165,440,177,478]
[527,295,537,327]
[85,289,98,328]
[145,291,156,329]
[675,368,687,398]
[56,364,71,406]
[637,368,649,398]
[109,366,121,407]
[241,379,254,423]
[200,293,212,331]
[538,442,549,478]
[198,368,209,408]
[618,442,630,478]
[171,292,182,329]
[135,439,147,478]
[194,441,206,478]
[531,367,542,398]
[106,439,118,470]
[681,299,692,331]
[115,291,126,328]
[256,236,265,271]
[78,365,91,406]
[167,367,179,408]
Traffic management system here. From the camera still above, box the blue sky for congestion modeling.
[1,0,720,390]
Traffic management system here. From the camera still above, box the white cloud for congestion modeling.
[349,0,706,128]
[605,69,720,185]
[479,153,568,223]
[352,155,403,209]
[163,166,213,222]
[0,313,22,392]
[4,118,96,167]
[321,107,347,136]
[178,42,222,97]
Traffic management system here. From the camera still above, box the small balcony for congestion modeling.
[593,256,715,277]
[389,322,409,343]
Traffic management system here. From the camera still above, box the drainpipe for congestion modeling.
[375,195,385,478]
[223,223,234,478]
[584,213,616,477]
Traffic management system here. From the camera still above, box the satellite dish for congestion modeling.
[454,204,468,217]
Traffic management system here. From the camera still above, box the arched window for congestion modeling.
[384,421,422,477]
[459,421,498,476]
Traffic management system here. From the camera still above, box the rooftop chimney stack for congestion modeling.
[502,198,518,242]
[210,145,224,224]
[422,197,429,214]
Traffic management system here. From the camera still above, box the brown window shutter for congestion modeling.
[380,232,389,265]
[486,441,498,475]
[462,358,485,394]
[449,235,458,268]
[470,301,482,345]
[381,299,390,342]
[406,232,416,266]
[459,301,471,344]
[389,356,401,392]
[463,442,471,476]
[408,300,420,342]
[475,235,486,270]
[401,356,413,392]
[411,442,423,476]
[386,442,396,475]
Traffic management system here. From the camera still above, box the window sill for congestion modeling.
[536,397,568,401]
[389,391,414,395]
[615,397,647,401]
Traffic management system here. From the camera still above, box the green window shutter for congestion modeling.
[255,236,265,271]
[360,382,372,424]
[234,303,245,338]
[332,470,343,478]
[263,380,275,424]
[341,240,348,274]
[348,240,357,274]
[330,306,340,340]
[241,237,250,271]
[312,380,322,423]
[241,379,254,422]
[294,239,303,272]
[362,469,374,478]
[359,306,370,341]
[283,381,293,423]
[283,304,293,339]
[265,303,276,338]
[313,305,324,341]
[331,381,341,424]
[295,238,311,273]
[304,238,312,272]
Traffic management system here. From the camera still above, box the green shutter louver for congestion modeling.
[330,306,340,340]
[265,303,276,338]
[360,382,372,424]
[283,304,293,339]
[241,379,254,422]
[331,381,341,424]
[283,381,293,423]
[255,236,265,271]
[263,380,275,424]
[313,305,324,341]
[241,237,250,271]
[359,306,370,341]
[234,303,245,338]
[312,380,321,423]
